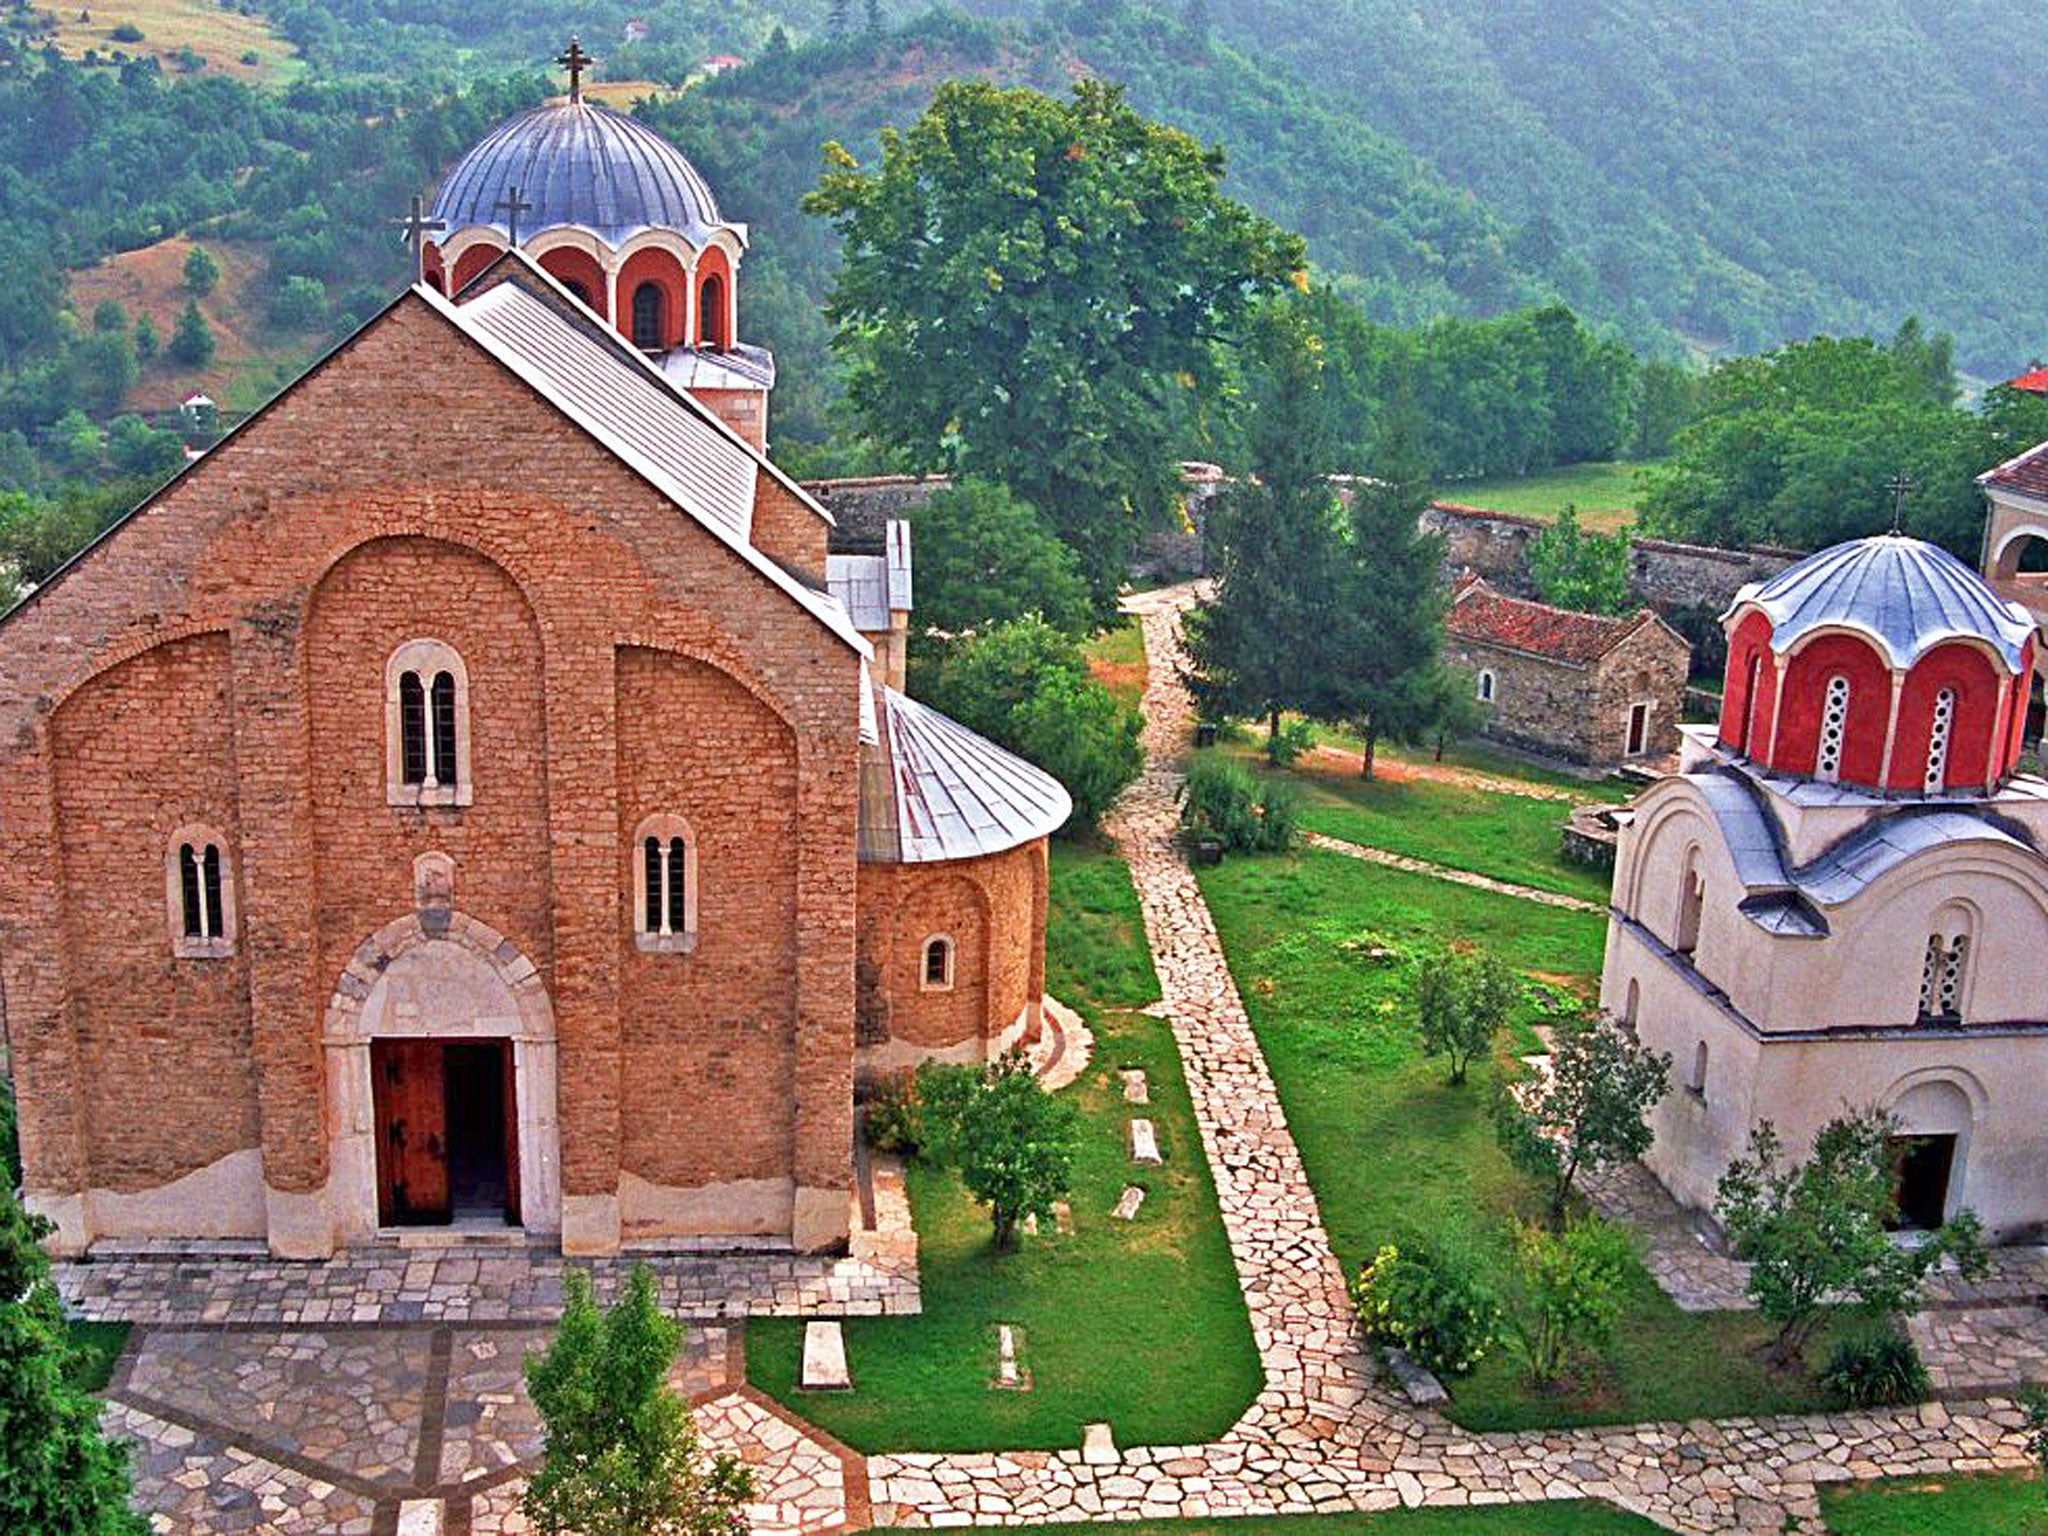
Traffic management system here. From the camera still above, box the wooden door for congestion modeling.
[500,1041,522,1226]
[373,1040,449,1225]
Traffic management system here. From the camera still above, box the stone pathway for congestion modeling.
[1303,830,1605,914]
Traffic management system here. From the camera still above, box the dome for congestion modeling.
[431,101,724,248]
[1733,533,2036,673]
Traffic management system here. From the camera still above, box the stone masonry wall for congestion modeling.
[1447,624,1689,770]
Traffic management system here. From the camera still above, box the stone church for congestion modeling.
[0,75,1068,1261]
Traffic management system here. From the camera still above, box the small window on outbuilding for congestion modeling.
[164,824,236,959]
[386,640,472,807]
[921,935,955,992]
[1477,669,1496,703]
[633,814,698,953]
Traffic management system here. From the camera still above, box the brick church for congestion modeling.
[0,63,1068,1261]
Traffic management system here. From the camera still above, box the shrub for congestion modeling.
[914,1049,1081,1249]
[1351,1237,1501,1378]
[1180,757,1298,853]
[110,22,143,41]
[1820,1322,1930,1408]
[862,1073,922,1154]
[267,274,327,331]
[1264,717,1316,766]
[169,299,214,367]
[1504,1216,1633,1385]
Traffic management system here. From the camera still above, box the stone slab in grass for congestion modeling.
[1081,1420,1117,1465]
[1128,1118,1162,1164]
[397,1501,442,1536]
[801,1320,850,1391]
[1112,1185,1146,1221]
[992,1324,1030,1391]
[1385,1346,1449,1407]
[1121,1068,1150,1104]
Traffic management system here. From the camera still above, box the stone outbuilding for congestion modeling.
[1603,530,2048,1243]
[1442,577,1691,772]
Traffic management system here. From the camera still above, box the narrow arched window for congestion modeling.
[1689,1041,1708,1098]
[699,273,726,349]
[1918,909,1973,1024]
[165,825,236,958]
[631,282,665,348]
[1737,652,1762,754]
[1923,686,1956,793]
[633,815,698,953]
[1477,669,1496,703]
[1816,674,1851,782]
[386,641,472,806]
[1675,849,1705,957]
[922,935,955,992]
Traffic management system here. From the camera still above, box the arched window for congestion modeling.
[164,825,236,959]
[631,282,665,349]
[633,814,697,953]
[1620,977,1640,1035]
[1689,1041,1708,1098]
[385,641,472,807]
[1674,848,1705,957]
[921,934,955,992]
[699,273,726,349]
[1923,686,1957,793]
[1737,652,1762,754]
[1815,674,1851,782]
[1477,669,1496,703]
[1917,908,1973,1024]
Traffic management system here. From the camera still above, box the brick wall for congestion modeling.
[750,466,828,581]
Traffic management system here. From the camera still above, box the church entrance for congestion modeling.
[371,1038,521,1227]
[1888,1133,1956,1232]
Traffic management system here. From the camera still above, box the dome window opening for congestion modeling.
[1923,687,1957,793]
[1815,674,1851,782]
[700,273,727,350]
[631,283,666,350]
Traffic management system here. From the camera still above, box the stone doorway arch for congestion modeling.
[323,909,560,1241]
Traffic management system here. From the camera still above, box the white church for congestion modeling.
[1603,445,2048,1242]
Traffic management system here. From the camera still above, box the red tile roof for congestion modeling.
[2009,367,2048,395]
[1445,579,1660,666]
[1980,438,2048,500]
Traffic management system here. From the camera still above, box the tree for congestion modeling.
[905,479,1094,646]
[1411,944,1517,1086]
[51,408,103,472]
[1527,506,1633,615]
[66,329,136,417]
[523,1265,752,1536]
[91,299,127,334]
[1493,1014,1670,1224]
[182,244,219,297]
[107,414,184,477]
[808,80,1302,608]
[915,1049,1081,1249]
[267,274,326,331]
[1183,305,1348,755]
[1329,401,1447,778]
[0,1185,150,1535]
[1418,663,1484,761]
[168,299,214,368]
[1715,1111,1986,1369]
[132,314,159,365]
[864,0,882,33]
[1505,1215,1633,1386]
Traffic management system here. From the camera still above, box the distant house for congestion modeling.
[2008,365,2048,396]
[179,392,217,431]
[701,54,745,75]
[622,18,651,43]
[1443,577,1690,772]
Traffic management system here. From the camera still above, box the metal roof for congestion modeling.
[657,344,776,392]
[827,554,891,631]
[1730,533,2035,671]
[426,277,865,654]
[1798,810,2030,906]
[861,685,1072,863]
[432,101,726,248]
[885,519,913,612]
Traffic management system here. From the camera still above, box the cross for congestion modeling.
[389,194,446,282]
[557,35,593,102]
[495,183,534,248]
[1886,470,1916,533]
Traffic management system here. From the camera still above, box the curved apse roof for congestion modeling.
[860,687,1073,863]
[432,101,724,248]
[1731,533,2035,672]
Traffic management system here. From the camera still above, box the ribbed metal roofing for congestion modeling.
[864,686,1072,862]
[827,554,892,631]
[1731,533,2035,671]
[432,101,724,247]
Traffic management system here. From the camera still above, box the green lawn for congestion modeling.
[1211,746,1613,906]
[1083,617,1148,714]
[1301,722,1636,803]
[1821,1471,2048,1534]
[747,843,1259,1451]
[1198,847,1844,1430]
[67,1320,129,1392]
[1439,462,1656,534]
[1008,1503,1666,1535]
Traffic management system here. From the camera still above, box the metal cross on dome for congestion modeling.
[495,184,534,248]
[1886,470,1916,533]
[558,36,594,103]
[390,194,446,282]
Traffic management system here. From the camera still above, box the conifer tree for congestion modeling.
[168,299,214,368]
[1184,304,1348,754]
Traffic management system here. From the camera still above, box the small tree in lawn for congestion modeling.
[0,1184,150,1536]
[1505,1215,1634,1387]
[523,1264,752,1536]
[1412,944,1518,1086]
[1715,1110,1986,1370]
[915,1049,1081,1249]
[1493,1013,1670,1224]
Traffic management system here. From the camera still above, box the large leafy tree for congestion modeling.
[1527,506,1633,615]
[904,479,1094,646]
[1184,304,1349,752]
[807,79,1303,606]
[0,1186,149,1536]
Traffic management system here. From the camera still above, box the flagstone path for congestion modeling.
[1302,829,1605,914]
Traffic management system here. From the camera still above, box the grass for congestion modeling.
[1438,462,1658,534]
[1083,617,1148,715]
[66,1320,129,1393]
[1299,721,1636,802]
[1198,846,1846,1430]
[1821,1471,2048,1534]
[1005,1504,1667,1534]
[47,0,300,84]
[746,842,1259,1451]
[1211,745,1612,906]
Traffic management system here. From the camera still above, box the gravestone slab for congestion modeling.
[1112,1186,1145,1221]
[1120,1069,1150,1105]
[1082,1420,1117,1465]
[1127,1118,1162,1165]
[397,1502,443,1536]
[993,1323,1030,1390]
[801,1320,851,1391]
[1053,1200,1074,1234]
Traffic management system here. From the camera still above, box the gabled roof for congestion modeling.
[2008,367,2048,396]
[1445,578,1673,667]
[859,685,1071,863]
[1980,437,2048,502]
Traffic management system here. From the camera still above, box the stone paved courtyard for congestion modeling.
[73,582,2048,1533]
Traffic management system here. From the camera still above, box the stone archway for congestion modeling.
[323,908,560,1241]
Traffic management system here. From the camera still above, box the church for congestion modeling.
[1602,509,2048,1242]
[0,61,1068,1261]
